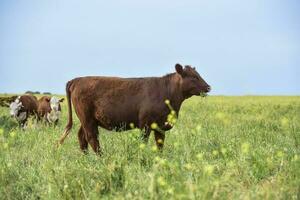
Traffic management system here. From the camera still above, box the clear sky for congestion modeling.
[0,0,299,95]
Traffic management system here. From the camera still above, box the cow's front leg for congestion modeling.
[154,131,165,150]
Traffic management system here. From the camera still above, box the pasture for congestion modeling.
[0,95,299,199]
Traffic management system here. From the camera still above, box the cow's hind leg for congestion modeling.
[82,121,101,155]
[78,126,88,153]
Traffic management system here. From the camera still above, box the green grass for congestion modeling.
[0,96,299,199]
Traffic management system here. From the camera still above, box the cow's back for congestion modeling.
[20,95,38,114]
[69,76,167,130]
[70,76,153,104]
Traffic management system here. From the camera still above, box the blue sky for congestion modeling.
[0,0,299,95]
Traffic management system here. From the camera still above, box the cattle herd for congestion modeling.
[1,94,64,127]
[1,64,211,154]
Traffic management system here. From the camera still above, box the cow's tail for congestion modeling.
[58,80,74,145]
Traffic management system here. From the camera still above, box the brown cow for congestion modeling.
[9,95,39,127]
[58,64,211,154]
[37,96,64,125]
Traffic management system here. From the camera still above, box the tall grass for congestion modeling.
[0,96,299,199]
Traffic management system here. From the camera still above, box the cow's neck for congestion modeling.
[164,73,184,114]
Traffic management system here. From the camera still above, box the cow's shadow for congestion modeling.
[0,115,18,132]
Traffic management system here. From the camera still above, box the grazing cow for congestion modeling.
[58,64,211,154]
[9,95,39,127]
[37,96,64,124]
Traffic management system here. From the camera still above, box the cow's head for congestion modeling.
[175,63,211,98]
[9,96,22,117]
[44,96,64,123]
[48,97,64,112]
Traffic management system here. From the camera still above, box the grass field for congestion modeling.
[0,96,299,199]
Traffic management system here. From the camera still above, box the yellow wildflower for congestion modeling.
[212,150,219,156]
[157,139,163,144]
[221,148,227,155]
[215,112,225,119]
[3,143,8,149]
[204,165,214,175]
[9,131,16,138]
[241,142,250,154]
[277,151,284,158]
[184,163,192,170]
[196,153,204,160]
[292,155,298,161]
[280,117,289,127]
[129,123,135,129]
[151,146,158,152]
[171,118,177,124]
[167,187,174,194]
[139,143,146,150]
[159,159,166,166]
[196,125,202,132]
[154,156,160,162]
[157,176,166,186]
[151,123,158,129]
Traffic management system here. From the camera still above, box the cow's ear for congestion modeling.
[45,97,51,102]
[59,98,65,102]
[175,63,184,75]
